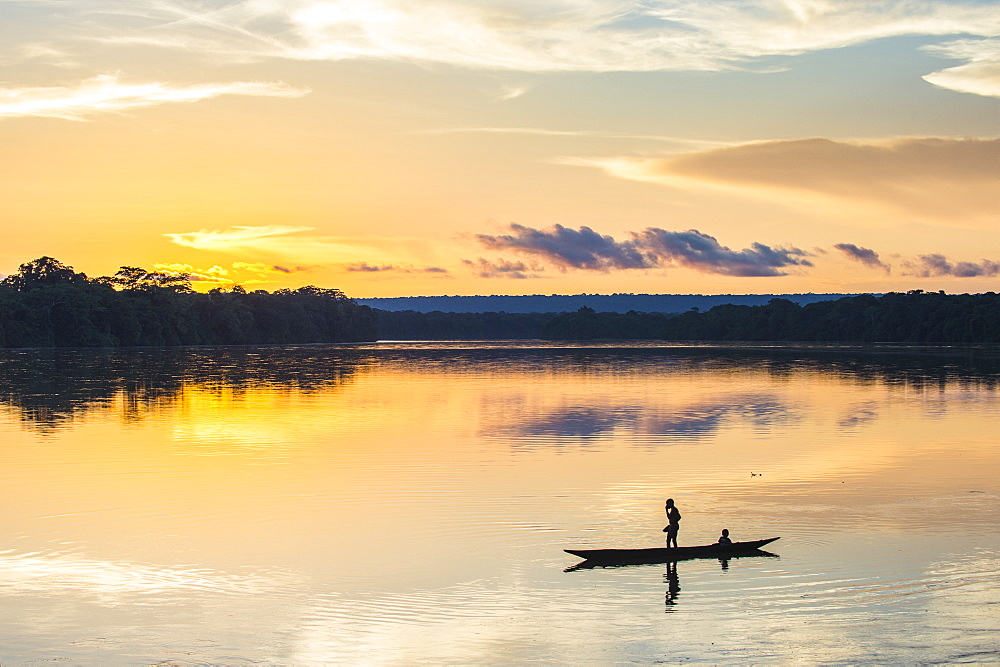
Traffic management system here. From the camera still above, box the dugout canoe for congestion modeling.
[565,537,780,565]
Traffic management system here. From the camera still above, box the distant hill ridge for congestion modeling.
[357,293,867,314]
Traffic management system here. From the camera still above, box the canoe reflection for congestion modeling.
[565,549,778,572]
[566,550,779,611]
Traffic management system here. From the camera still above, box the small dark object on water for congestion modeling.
[565,537,780,566]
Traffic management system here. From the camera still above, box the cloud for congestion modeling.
[151,261,305,285]
[166,226,316,251]
[476,223,810,277]
[495,83,531,101]
[164,225,432,265]
[477,224,653,271]
[346,262,397,272]
[93,0,1000,80]
[151,262,230,284]
[0,74,308,121]
[345,262,449,274]
[834,243,889,272]
[901,254,1000,278]
[923,38,1000,98]
[422,126,726,150]
[576,137,1000,221]
[826,245,1000,277]
[636,228,811,277]
[462,257,542,279]
[233,262,311,275]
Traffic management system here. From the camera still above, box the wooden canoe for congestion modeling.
[565,537,780,565]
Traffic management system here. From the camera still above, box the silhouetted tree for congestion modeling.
[0,257,376,347]
[1,257,88,291]
[99,266,193,292]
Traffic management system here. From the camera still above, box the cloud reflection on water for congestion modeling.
[836,401,880,428]
[1,344,999,437]
[0,549,290,598]
[490,393,798,445]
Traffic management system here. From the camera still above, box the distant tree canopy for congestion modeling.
[0,257,376,347]
[1,256,88,292]
[4,258,997,347]
[542,292,1000,344]
[540,307,670,340]
[375,309,557,340]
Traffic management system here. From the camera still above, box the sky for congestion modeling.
[1,0,997,297]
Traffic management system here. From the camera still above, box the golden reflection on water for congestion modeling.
[0,345,997,663]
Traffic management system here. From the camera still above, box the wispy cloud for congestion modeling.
[573,137,1000,222]
[423,126,727,150]
[901,254,1000,278]
[91,0,1000,84]
[494,83,531,101]
[166,226,317,251]
[165,225,448,267]
[151,261,306,286]
[0,74,308,121]
[834,243,889,272]
[462,257,542,279]
[476,224,810,277]
[345,262,449,274]
[152,262,231,284]
[234,261,311,276]
[923,38,1000,98]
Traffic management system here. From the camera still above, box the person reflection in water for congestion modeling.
[664,561,680,607]
[717,528,732,545]
[662,498,681,548]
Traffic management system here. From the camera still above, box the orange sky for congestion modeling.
[1,1,997,296]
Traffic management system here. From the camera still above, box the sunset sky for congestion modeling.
[1,0,997,296]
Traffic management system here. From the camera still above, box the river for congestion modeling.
[0,342,997,663]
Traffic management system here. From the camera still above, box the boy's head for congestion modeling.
[721,529,729,537]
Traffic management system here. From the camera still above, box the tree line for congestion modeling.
[542,292,1000,343]
[359,292,857,314]
[0,257,377,347]
[4,257,996,346]
[374,309,557,340]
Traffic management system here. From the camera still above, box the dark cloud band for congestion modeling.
[476,224,810,277]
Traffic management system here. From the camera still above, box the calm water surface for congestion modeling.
[0,342,997,664]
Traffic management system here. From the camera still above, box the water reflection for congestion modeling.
[566,551,781,611]
[642,394,796,438]
[0,347,365,433]
[665,561,680,607]
[2,344,996,435]
[836,401,881,428]
[0,342,996,663]
[506,406,640,439]
[0,549,291,597]
[497,394,798,443]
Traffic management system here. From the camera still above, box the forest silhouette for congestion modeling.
[2,257,999,346]
[0,257,377,347]
[542,294,1000,343]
